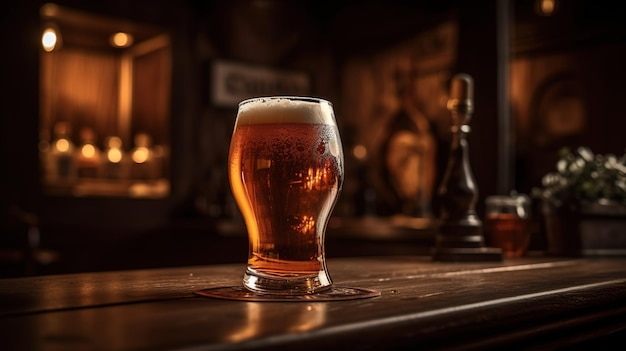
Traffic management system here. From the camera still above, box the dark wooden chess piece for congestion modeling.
[432,73,502,262]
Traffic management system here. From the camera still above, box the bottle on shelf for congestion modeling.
[75,127,102,179]
[130,132,157,181]
[103,136,129,180]
[49,121,76,185]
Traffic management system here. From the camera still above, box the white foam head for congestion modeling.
[236,96,335,125]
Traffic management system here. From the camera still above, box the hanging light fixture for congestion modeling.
[41,22,62,52]
[40,3,64,52]
[536,0,558,16]
[110,32,134,48]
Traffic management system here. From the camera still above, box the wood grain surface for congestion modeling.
[1,256,625,350]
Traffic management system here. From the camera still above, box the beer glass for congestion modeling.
[228,96,343,295]
[484,194,531,257]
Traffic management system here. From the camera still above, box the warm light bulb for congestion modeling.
[42,28,57,52]
[132,147,149,163]
[353,145,367,160]
[110,32,134,48]
[537,0,557,16]
[107,148,122,163]
[541,0,555,15]
[55,139,69,153]
[81,144,96,158]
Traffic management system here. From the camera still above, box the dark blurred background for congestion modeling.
[1,0,625,277]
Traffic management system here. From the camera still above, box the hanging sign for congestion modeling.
[210,60,311,107]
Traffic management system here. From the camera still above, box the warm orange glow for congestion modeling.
[353,144,367,160]
[132,147,149,163]
[55,139,69,153]
[302,167,321,191]
[81,144,96,158]
[107,148,122,163]
[108,136,122,149]
[541,0,555,15]
[297,215,315,235]
[42,28,58,52]
[40,3,60,17]
[537,0,556,16]
[110,32,133,48]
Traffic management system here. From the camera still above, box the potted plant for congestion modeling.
[532,147,626,256]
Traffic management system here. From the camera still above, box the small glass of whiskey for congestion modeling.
[484,193,531,258]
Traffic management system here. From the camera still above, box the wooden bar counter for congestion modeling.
[1,255,625,350]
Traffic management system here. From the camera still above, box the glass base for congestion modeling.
[194,285,380,302]
[242,268,331,296]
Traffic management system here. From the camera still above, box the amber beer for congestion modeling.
[484,195,531,258]
[229,97,344,295]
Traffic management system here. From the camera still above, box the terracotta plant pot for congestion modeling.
[542,201,626,257]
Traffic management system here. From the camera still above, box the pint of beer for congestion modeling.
[229,96,344,295]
